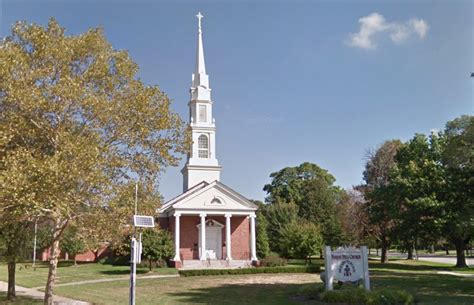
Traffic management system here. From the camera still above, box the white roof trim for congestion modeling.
[157,180,258,214]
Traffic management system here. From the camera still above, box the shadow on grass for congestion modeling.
[0,292,43,305]
[165,283,318,305]
[166,271,474,305]
[371,271,474,305]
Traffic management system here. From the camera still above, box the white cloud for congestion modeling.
[347,13,429,49]
[410,18,429,38]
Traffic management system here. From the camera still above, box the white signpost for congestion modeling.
[324,246,370,291]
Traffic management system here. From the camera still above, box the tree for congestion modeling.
[141,229,174,271]
[263,162,344,250]
[264,201,299,254]
[60,226,86,265]
[440,116,473,267]
[389,134,445,260]
[0,222,33,300]
[0,19,188,304]
[279,220,322,263]
[363,140,403,263]
[336,188,375,248]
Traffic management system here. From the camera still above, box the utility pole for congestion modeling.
[32,220,38,267]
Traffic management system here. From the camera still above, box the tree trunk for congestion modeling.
[74,256,77,266]
[381,243,389,263]
[445,247,449,255]
[7,261,16,300]
[454,239,468,268]
[149,258,152,271]
[44,238,60,305]
[376,248,379,256]
[407,246,414,260]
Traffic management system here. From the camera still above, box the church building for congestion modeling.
[158,13,259,269]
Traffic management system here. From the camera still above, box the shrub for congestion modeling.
[260,252,287,267]
[178,265,319,277]
[319,287,414,305]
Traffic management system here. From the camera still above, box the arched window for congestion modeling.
[198,134,209,158]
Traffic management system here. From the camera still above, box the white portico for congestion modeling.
[158,13,258,268]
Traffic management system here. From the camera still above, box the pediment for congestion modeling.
[160,181,257,213]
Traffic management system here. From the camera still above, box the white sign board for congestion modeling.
[324,246,370,291]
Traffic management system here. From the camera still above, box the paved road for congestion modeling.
[417,256,474,266]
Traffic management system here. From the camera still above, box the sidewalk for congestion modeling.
[0,281,90,305]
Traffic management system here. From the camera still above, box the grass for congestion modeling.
[50,260,473,305]
[0,259,472,305]
[53,274,317,305]
[0,292,42,305]
[0,261,177,288]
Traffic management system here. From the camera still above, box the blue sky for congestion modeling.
[1,0,472,202]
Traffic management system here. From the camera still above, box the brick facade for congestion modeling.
[161,215,250,261]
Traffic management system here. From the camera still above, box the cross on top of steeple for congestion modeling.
[196,12,203,32]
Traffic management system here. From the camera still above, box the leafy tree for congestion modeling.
[389,134,445,260]
[0,19,188,304]
[263,162,335,204]
[61,226,86,265]
[141,229,174,271]
[363,140,403,263]
[336,188,376,248]
[263,162,344,250]
[0,222,33,300]
[264,201,299,254]
[441,115,474,267]
[279,220,322,263]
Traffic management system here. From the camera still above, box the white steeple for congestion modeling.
[191,12,211,101]
[182,12,221,192]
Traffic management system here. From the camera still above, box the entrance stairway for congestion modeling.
[180,260,252,270]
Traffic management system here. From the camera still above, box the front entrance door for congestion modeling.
[205,227,221,259]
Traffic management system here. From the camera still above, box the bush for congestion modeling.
[178,265,319,277]
[260,253,287,267]
[319,287,414,305]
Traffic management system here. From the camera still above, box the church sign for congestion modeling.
[324,246,370,291]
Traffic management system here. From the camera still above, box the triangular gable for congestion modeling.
[158,181,209,213]
[162,180,257,213]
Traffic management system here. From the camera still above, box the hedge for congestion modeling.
[178,265,320,277]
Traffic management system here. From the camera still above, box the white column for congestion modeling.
[173,213,181,262]
[225,214,232,260]
[200,213,206,260]
[250,214,257,261]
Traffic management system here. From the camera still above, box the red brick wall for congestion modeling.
[167,215,250,261]
[41,245,109,262]
[230,216,250,260]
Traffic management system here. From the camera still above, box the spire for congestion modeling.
[191,12,210,93]
[195,12,206,75]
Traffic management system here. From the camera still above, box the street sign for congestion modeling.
[133,215,155,228]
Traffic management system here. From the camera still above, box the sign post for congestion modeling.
[129,215,154,305]
[324,246,370,291]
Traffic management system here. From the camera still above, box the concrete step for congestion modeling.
[180,260,252,270]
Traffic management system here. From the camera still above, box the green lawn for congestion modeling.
[0,261,177,289]
[0,260,473,305]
